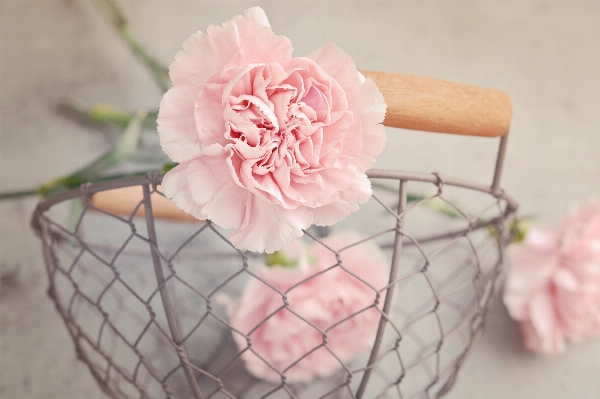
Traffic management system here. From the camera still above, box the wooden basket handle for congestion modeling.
[359,70,512,137]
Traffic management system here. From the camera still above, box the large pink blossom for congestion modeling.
[221,231,389,383]
[504,197,600,354]
[157,7,386,253]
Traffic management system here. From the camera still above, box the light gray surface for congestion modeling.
[1,1,600,398]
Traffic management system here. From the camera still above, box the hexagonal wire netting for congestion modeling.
[31,134,517,399]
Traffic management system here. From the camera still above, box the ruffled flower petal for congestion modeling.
[185,155,252,230]
[193,83,228,148]
[229,198,313,254]
[236,6,271,28]
[157,85,203,163]
[160,162,206,220]
[169,21,242,87]
[306,43,360,104]
[353,77,388,171]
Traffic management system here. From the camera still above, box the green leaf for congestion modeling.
[510,217,534,243]
[70,111,145,181]
[266,251,299,268]
[38,113,145,198]
[162,162,178,173]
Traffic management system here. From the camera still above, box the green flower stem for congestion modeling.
[60,101,158,130]
[37,171,148,199]
[40,113,145,198]
[67,111,145,181]
[120,27,171,93]
[0,189,39,201]
[1,113,146,201]
[93,0,171,92]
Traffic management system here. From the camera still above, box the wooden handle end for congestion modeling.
[360,70,512,137]
[90,186,201,222]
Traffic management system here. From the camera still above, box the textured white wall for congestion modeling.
[1,1,599,398]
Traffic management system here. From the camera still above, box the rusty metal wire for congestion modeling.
[31,163,517,399]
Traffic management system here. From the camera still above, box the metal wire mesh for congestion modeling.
[31,167,517,399]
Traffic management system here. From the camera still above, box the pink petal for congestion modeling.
[223,34,294,71]
[340,170,372,204]
[235,279,282,329]
[169,20,242,87]
[356,75,387,127]
[352,77,387,171]
[229,198,313,253]
[312,230,389,288]
[504,229,562,320]
[529,291,559,339]
[320,167,358,196]
[308,169,371,225]
[503,243,560,321]
[526,226,561,251]
[338,116,363,164]
[237,6,271,28]
[521,319,566,355]
[301,85,328,121]
[319,111,353,166]
[250,171,289,206]
[552,268,581,291]
[304,165,368,209]
[169,7,278,87]
[160,162,206,220]
[193,83,228,148]
[186,155,252,230]
[306,43,360,104]
[520,291,568,355]
[309,201,358,227]
[157,85,203,163]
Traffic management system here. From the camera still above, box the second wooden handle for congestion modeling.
[360,70,512,137]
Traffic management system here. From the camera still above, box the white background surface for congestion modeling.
[1,1,600,398]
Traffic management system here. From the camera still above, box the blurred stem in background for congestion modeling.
[93,0,171,92]
[0,0,171,201]
[372,181,533,244]
[0,112,147,200]
[59,101,158,130]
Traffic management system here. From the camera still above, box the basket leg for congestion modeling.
[142,184,205,399]
[491,131,509,194]
[356,179,408,398]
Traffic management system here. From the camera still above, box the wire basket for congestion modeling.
[31,75,518,399]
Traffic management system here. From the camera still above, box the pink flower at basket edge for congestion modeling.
[223,231,389,383]
[157,6,387,253]
[503,197,600,354]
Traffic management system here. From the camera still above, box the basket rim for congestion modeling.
[31,169,518,217]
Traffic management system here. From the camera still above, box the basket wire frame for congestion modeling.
[32,135,517,399]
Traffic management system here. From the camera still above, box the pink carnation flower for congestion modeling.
[504,197,600,354]
[157,7,386,253]
[222,231,389,383]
